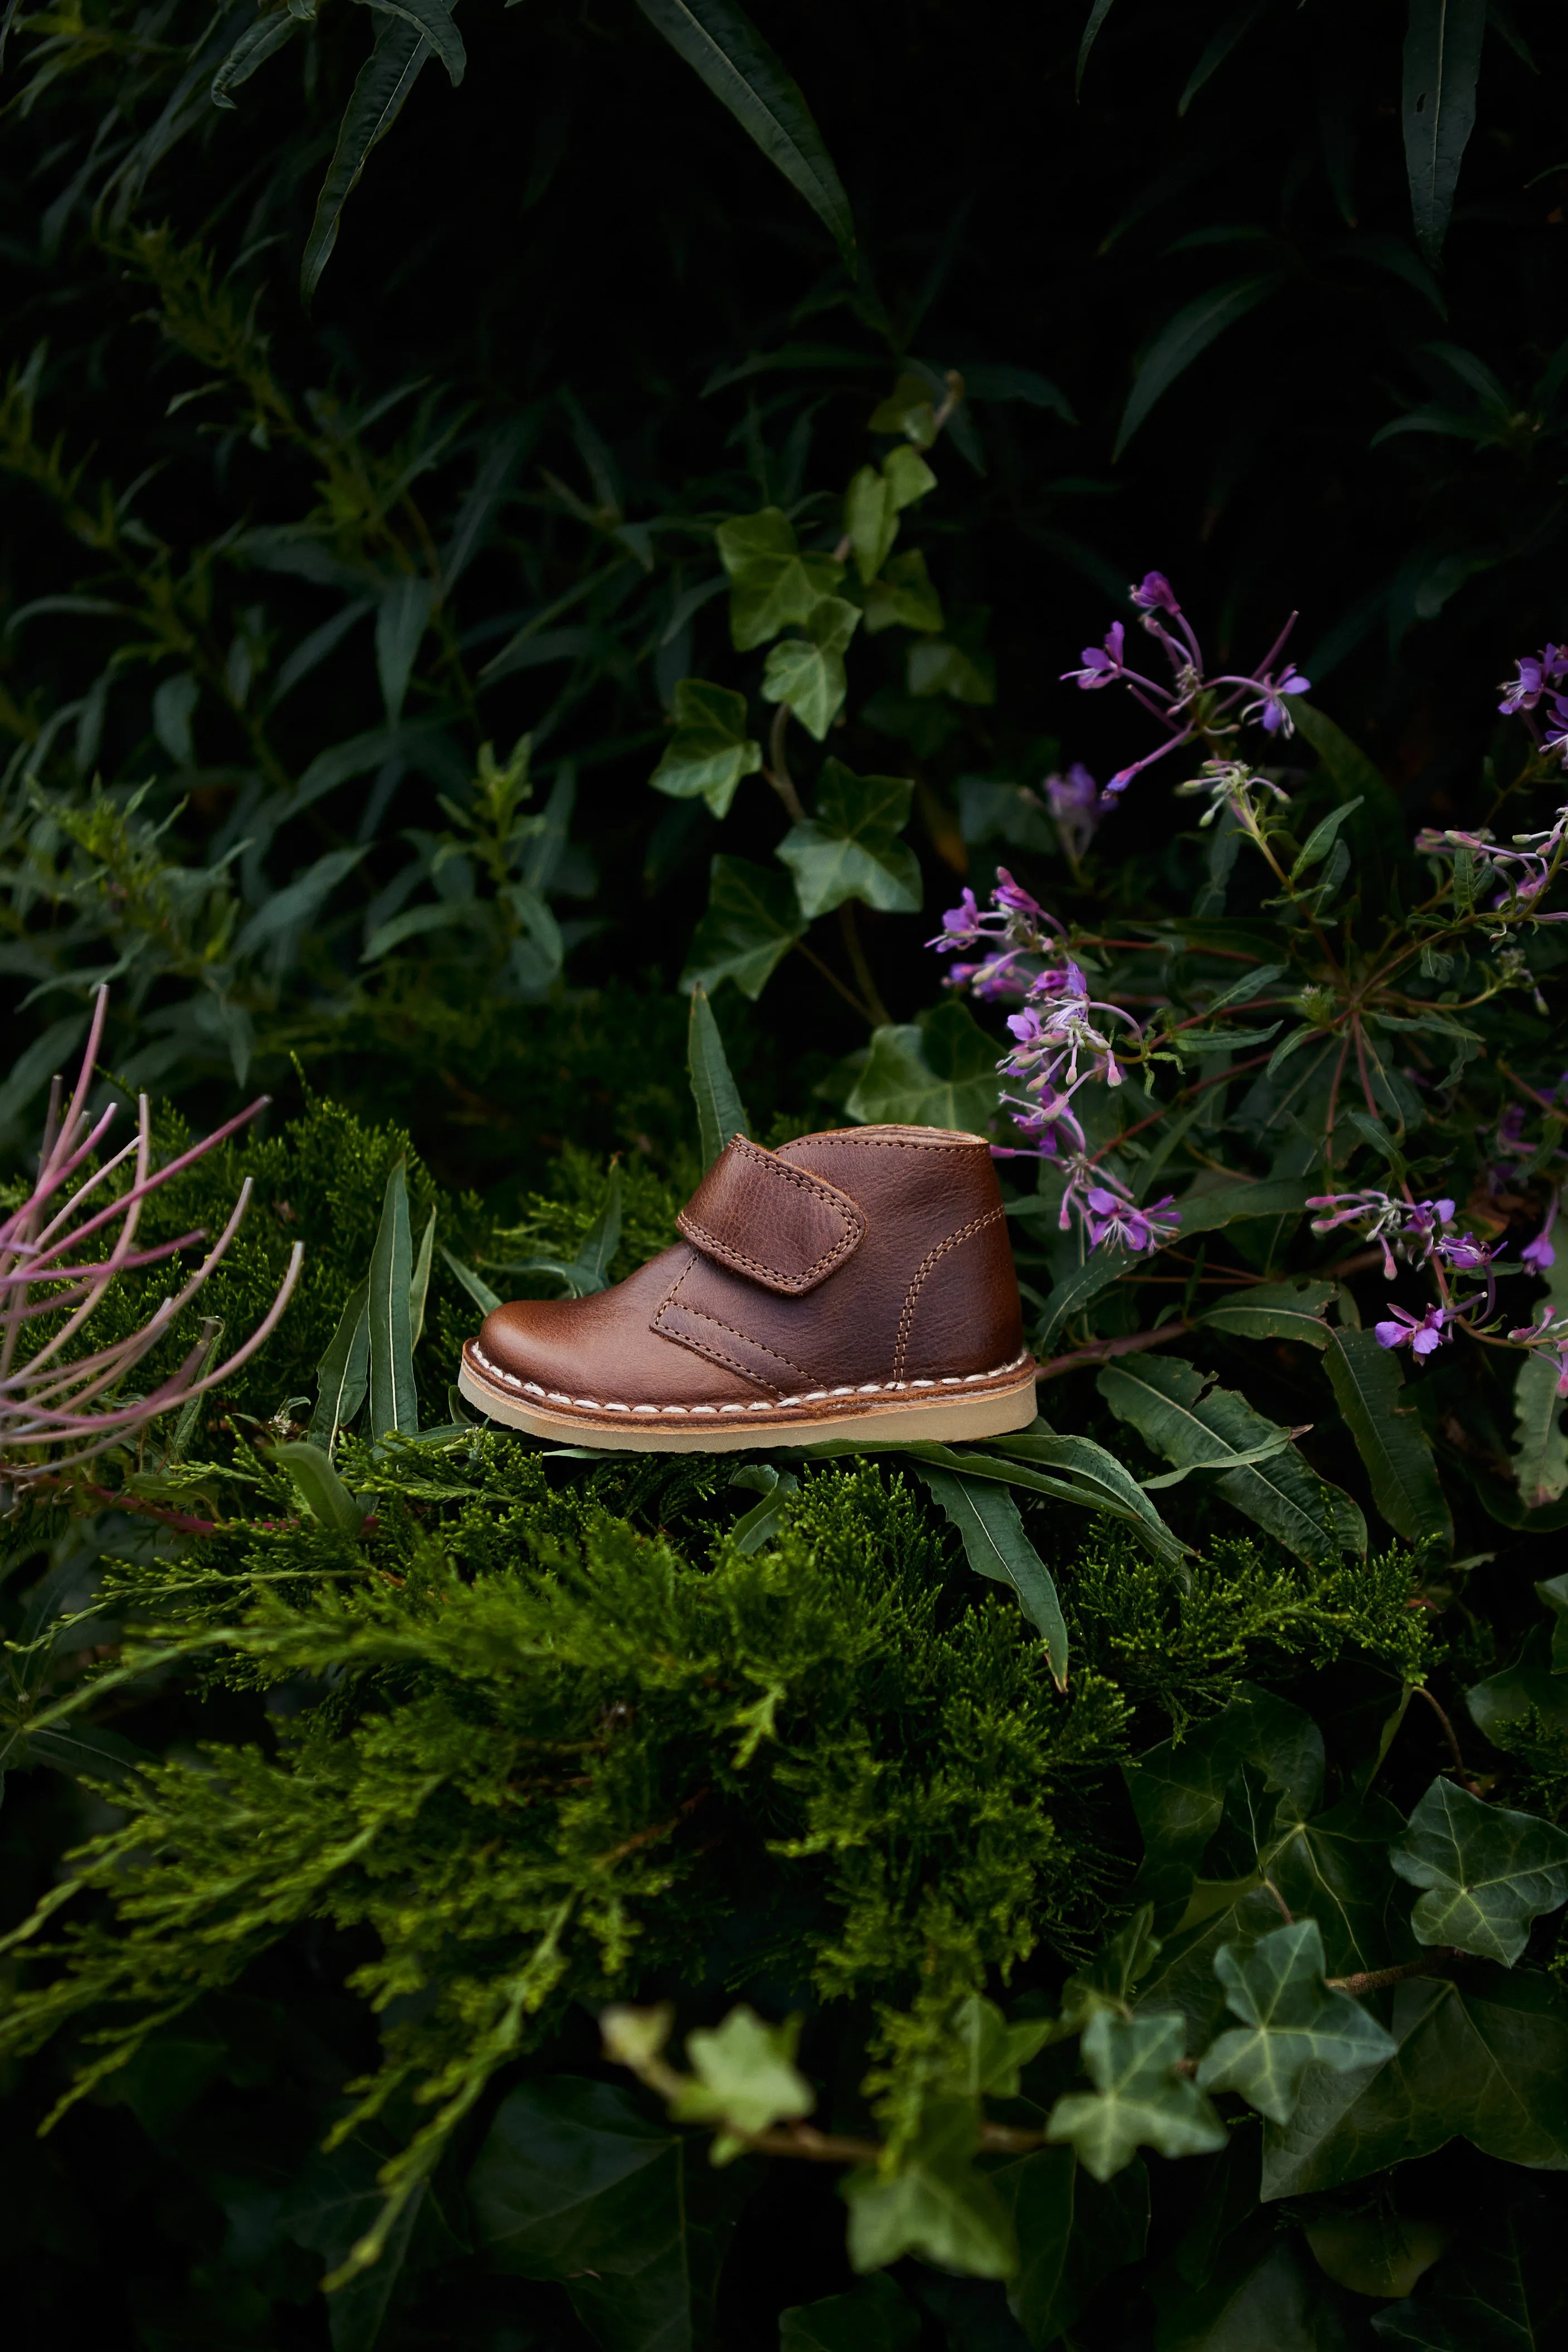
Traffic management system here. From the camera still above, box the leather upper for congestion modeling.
[474,1124,1026,1407]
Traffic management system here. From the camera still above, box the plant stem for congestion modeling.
[791,937,877,1025]
[1035,1319,1191,1383]
[837,903,893,1029]
[764,705,807,824]
[1326,1950,1466,1996]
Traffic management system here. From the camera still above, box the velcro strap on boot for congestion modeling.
[676,1136,865,1294]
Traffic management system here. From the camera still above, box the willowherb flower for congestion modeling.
[929,868,1061,1000]
[1511,1304,1568,1396]
[1308,1188,1475,1280]
[1498,645,1568,717]
[1057,568,1307,808]
[1080,1185,1180,1254]
[1,989,302,1488]
[1043,762,1106,863]
[1374,1303,1452,1357]
[1522,1196,1558,1274]
[1416,807,1568,921]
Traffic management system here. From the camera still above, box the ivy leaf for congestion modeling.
[781,2275,918,2352]
[869,372,939,448]
[845,998,999,1129]
[907,637,994,704]
[1261,1966,1568,2195]
[1390,1779,1568,1965]
[1402,0,1486,264]
[994,2146,1148,2349]
[671,2005,813,2160]
[777,759,919,916]
[635,0,856,268]
[1510,1349,1568,1511]
[1097,1355,1364,1564]
[844,465,900,585]
[1195,1919,1396,2125]
[1196,1278,1335,1350]
[715,507,844,649]
[1371,2212,1567,2350]
[864,549,944,636]
[914,1468,1069,1688]
[842,2098,1016,2278]
[651,679,762,819]
[1046,2012,1225,2181]
[681,854,806,1000]
[761,597,862,739]
[1056,1906,1162,2038]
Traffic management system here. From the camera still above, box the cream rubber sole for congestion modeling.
[457,1346,1039,1453]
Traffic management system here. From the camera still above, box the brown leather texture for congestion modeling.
[676,1134,865,1294]
[470,1123,1028,1414]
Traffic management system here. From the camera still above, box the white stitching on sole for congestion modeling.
[466,1343,1033,1418]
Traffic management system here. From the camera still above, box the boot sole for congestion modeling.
[457,1346,1038,1453]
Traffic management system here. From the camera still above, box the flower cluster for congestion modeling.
[1062,569,1309,804]
[1511,1304,1568,1396]
[1415,805,1568,921]
[1307,1187,1493,1283]
[1498,644,1568,762]
[932,875,1176,1254]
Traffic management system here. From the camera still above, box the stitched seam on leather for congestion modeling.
[892,1205,1007,1381]
[465,1338,1032,1414]
[678,1138,864,1290]
[651,1259,815,1390]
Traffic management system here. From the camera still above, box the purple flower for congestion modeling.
[1522,1195,1558,1274]
[1252,668,1311,736]
[993,867,1044,918]
[1083,1187,1180,1253]
[1044,762,1104,861]
[1130,572,1180,615]
[1436,1233,1492,1271]
[1498,647,1568,716]
[1063,621,1126,690]
[1374,1303,1450,1358]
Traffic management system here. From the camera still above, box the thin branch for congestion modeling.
[837,903,893,1030]
[1036,1319,1191,1383]
[1327,1950,1467,1996]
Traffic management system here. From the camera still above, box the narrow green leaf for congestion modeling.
[1177,0,1272,116]
[1113,275,1282,459]
[301,17,435,303]
[687,984,751,1169]
[1290,796,1364,880]
[409,1209,437,1348]
[1197,1278,1335,1349]
[636,0,856,266]
[1391,1778,1568,1965]
[1402,0,1487,264]
[267,1440,369,1537]
[439,1244,501,1318]
[357,0,466,86]
[211,11,299,108]
[1075,0,1117,98]
[1171,1177,1318,1235]
[1033,1250,1140,1358]
[914,1465,1069,1687]
[367,1161,418,1442]
[309,1279,371,1448]
[1325,1329,1453,1549]
[570,1170,624,1293]
[986,1430,1191,1568]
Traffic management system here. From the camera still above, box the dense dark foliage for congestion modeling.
[6,5,1568,2347]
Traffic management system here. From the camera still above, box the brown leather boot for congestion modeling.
[458,1125,1036,1451]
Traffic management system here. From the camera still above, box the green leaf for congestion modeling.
[671,2005,812,2159]
[1195,1919,1396,2124]
[906,637,994,704]
[635,0,855,267]
[1261,1966,1568,2196]
[864,549,944,636]
[777,759,920,915]
[681,854,807,1000]
[1097,1355,1364,1563]
[570,1170,624,1296]
[687,983,752,1170]
[1402,0,1487,264]
[1047,2012,1224,2181]
[1390,1778,1568,1965]
[302,15,437,303]
[761,596,862,739]
[409,1208,436,1349]
[914,1468,1069,1688]
[781,2277,917,2352]
[439,1245,501,1318]
[1159,2237,1355,2352]
[367,1160,418,1443]
[844,998,998,1129]
[357,0,465,86]
[844,465,900,585]
[1290,796,1365,880]
[1075,0,1118,98]
[842,2100,1015,2278]
[988,1430,1192,1570]
[266,1441,369,1537]
[1031,1250,1140,1357]
[1511,1350,1568,1510]
[1196,1279,1335,1350]
[211,12,299,109]
[1282,699,1409,904]
[1113,276,1283,459]
[716,506,845,649]
[309,1279,371,1448]
[651,679,763,819]
[1177,0,1272,115]
[1371,2217,1567,2350]
[869,373,939,448]
[1325,1330,1453,1550]
[996,2146,1148,2350]
[1171,1177,1318,1234]
[283,2129,426,2352]
[469,2077,695,2352]
[940,1995,1054,2098]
